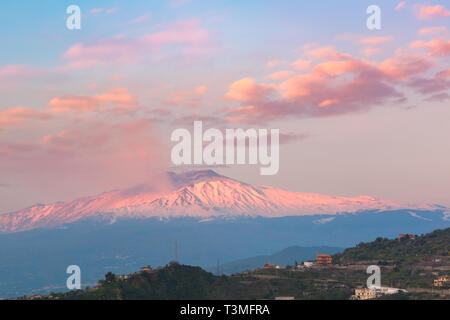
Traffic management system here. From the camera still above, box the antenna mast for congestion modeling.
[217,259,220,276]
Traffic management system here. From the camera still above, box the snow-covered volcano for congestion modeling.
[0,170,443,233]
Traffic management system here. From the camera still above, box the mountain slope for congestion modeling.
[207,246,344,275]
[0,170,446,233]
[333,228,450,264]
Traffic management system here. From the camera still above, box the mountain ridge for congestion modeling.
[0,170,446,234]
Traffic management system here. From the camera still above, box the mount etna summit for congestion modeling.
[0,170,447,234]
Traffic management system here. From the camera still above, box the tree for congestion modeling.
[105,272,116,283]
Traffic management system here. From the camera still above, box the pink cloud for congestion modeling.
[266,59,286,68]
[409,76,450,94]
[90,8,104,14]
[419,26,448,35]
[424,92,450,102]
[109,74,124,81]
[415,4,450,19]
[195,85,207,95]
[314,59,372,76]
[172,113,222,126]
[47,88,140,114]
[292,59,311,71]
[378,50,434,79]
[279,70,346,101]
[62,38,139,70]
[62,19,216,69]
[278,61,403,113]
[0,64,67,94]
[90,7,118,15]
[266,70,294,80]
[164,85,208,107]
[225,78,277,102]
[0,107,51,129]
[410,37,450,56]
[0,65,58,91]
[143,20,212,46]
[222,43,446,124]
[318,99,341,108]
[0,141,36,157]
[0,64,39,80]
[408,67,450,95]
[437,68,450,77]
[360,36,394,45]
[395,1,407,10]
[363,47,383,57]
[0,119,169,204]
[305,46,349,61]
[130,13,151,24]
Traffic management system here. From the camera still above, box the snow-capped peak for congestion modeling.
[0,170,443,233]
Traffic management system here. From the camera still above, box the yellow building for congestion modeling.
[434,275,448,287]
[316,254,332,265]
[354,287,377,300]
[141,266,153,273]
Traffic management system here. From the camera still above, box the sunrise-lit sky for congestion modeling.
[0,0,449,213]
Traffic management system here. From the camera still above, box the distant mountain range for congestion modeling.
[0,170,447,233]
[0,170,449,298]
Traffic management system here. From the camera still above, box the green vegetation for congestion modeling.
[41,263,354,300]
[333,228,449,264]
[17,228,449,300]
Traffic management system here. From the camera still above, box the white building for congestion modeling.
[370,286,407,295]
